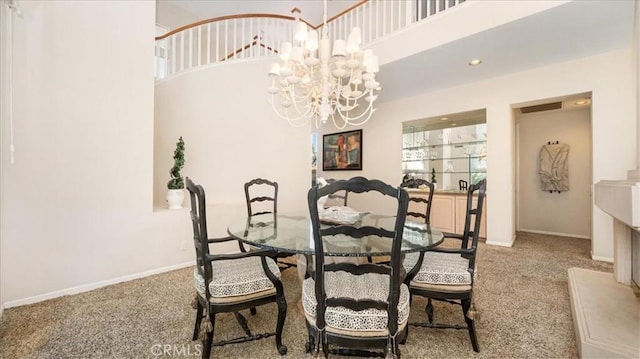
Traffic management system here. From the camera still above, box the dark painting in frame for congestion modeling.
[323,129,362,171]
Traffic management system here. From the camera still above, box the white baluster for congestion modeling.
[171,35,176,76]
[197,26,202,66]
[207,23,211,65]
[389,0,394,32]
[180,32,185,72]
[188,28,193,69]
[396,0,401,28]
[382,0,386,37]
[216,21,220,63]
[242,17,246,59]
[233,18,237,60]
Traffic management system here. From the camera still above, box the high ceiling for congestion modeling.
[159,1,635,108]
[377,0,635,103]
[162,0,361,26]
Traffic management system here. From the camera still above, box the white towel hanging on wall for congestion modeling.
[539,143,569,193]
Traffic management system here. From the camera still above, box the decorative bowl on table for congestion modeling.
[319,206,365,225]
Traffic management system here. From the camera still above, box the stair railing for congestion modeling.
[155,0,466,80]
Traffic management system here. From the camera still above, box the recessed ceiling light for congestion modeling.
[468,59,482,66]
[440,117,449,121]
[575,99,590,105]
[451,123,457,126]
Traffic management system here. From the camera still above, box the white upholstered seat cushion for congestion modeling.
[302,271,410,337]
[193,256,280,302]
[404,251,472,285]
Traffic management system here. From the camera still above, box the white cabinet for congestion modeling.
[407,190,487,238]
[430,195,456,233]
[455,195,487,238]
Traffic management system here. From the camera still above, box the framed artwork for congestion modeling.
[323,129,362,171]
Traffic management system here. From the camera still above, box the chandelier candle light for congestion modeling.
[267,0,381,129]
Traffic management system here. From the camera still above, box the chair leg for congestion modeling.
[304,320,315,353]
[193,299,203,341]
[311,328,322,359]
[250,307,257,315]
[234,311,252,336]
[462,299,480,352]
[275,295,288,355]
[389,334,400,359]
[401,325,408,345]
[426,298,434,323]
[202,314,215,359]
[321,334,328,359]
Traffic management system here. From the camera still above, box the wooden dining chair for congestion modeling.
[325,178,349,206]
[368,178,434,265]
[407,178,434,225]
[404,179,486,352]
[459,179,468,191]
[244,178,296,270]
[187,178,287,358]
[244,178,278,217]
[304,176,410,358]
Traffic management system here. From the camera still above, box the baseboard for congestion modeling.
[486,241,513,247]
[4,261,193,309]
[591,255,614,263]
[518,228,591,240]
[485,235,516,247]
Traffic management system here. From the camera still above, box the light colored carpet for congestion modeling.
[0,232,612,358]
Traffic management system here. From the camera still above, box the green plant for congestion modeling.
[167,136,185,189]
[431,168,437,183]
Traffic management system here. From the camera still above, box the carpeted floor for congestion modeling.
[0,232,613,359]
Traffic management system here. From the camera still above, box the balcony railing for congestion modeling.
[155,0,466,80]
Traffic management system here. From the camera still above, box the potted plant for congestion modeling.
[166,136,185,209]
[431,167,437,190]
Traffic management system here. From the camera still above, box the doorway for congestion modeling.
[515,93,592,239]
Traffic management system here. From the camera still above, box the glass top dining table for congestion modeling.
[227,213,444,257]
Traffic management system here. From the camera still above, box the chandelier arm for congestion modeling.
[287,87,317,117]
[343,88,372,101]
[288,85,315,101]
[331,107,375,129]
[330,114,349,130]
[269,96,314,126]
[333,94,376,123]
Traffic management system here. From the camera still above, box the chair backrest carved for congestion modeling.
[186,177,213,298]
[307,176,409,339]
[325,178,349,206]
[407,178,434,225]
[244,178,278,217]
[461,179,486,268]
[459,179,468,191]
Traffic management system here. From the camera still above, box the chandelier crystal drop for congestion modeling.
[267,0,381,129]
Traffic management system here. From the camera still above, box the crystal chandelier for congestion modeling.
[267,0,381,129]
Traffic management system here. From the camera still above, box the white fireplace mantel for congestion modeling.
[594,180,640,285]
[594,180,640,229]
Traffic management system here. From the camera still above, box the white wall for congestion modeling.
[0,1,311,306]
[517,108,592,238]
[0,1,8,314]
[0,1,189,305]
[351,47,635,260]
[153,59,311,218]
[155,1,200,31]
